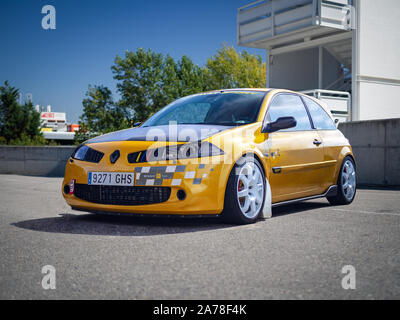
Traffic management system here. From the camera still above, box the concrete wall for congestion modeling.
[339,118,400,186]
[1,119,400,187]
[0,146,75,177]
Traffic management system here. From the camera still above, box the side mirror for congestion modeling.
[133,122,142,127]
[261,116,297,133]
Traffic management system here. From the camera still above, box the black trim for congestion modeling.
[71,207,221,219]
[73,184,171,206]
[299,95,316,129]
[325,185,338,197]
[272,185,338,207]
[272,167,282,174]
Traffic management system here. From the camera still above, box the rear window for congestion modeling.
[303,96,336,130]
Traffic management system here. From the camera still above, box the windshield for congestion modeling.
[142,91,267,127]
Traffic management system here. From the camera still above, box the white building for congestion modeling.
[35,105,76,141]
[237,0,400,121]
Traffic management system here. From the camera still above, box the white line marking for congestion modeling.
[329,208,400,217]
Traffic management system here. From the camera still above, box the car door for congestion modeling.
[301,96,343,190]
[264,93,326,203]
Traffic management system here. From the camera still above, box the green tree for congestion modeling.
[112,49,207,123]
[0,81,43,144]
[21,101,42,138]
[204,44,266,90]
[81,46,266,133]
[177,55,206,97]
[0,81,24,142]
[161,54,180,104]
[75,85,129,143]
[112,48,165,123]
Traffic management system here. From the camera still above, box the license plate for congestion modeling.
[88,172,135,186]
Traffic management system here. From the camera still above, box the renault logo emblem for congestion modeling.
[110,150,120,164]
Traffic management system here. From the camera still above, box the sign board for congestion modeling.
[40,112,66,122]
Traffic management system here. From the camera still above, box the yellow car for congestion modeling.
[62,89,356,224]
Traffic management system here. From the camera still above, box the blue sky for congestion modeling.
[0,0,265,123]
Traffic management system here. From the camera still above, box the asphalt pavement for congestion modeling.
[0,174,399,299]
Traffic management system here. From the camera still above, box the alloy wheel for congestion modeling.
[236,162,265,219]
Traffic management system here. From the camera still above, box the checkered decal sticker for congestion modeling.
[134,165,210,186]
[134,165,185,186]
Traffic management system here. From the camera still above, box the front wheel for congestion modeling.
[222,158,266,224]
[327,156,356,205]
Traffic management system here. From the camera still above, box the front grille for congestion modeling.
[73,184,171,205]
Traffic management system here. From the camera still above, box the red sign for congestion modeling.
[41,112,55,119]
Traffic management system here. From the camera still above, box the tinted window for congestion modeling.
[303,96,336,130]
[142,91,266,127]
[266,94,312,131]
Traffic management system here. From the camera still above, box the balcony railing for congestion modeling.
[237,0,355,48]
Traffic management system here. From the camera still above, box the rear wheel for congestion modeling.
[327,156,356,205]
[223,158,266,224]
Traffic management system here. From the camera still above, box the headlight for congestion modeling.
[127,141,224,163]
[71,145,104,163]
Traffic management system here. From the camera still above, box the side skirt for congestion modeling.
[271,185,338,208]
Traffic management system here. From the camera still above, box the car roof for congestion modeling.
[203,88,272,94]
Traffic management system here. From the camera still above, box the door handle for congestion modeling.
[313,139,322,146]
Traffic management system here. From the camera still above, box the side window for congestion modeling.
[303,96,336,130]
[266,94,312,131]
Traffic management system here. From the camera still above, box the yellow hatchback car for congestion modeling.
[62,89,356,224]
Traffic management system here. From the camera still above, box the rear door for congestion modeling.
[265,93,326,203]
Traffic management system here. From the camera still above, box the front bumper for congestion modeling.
[62,155,231,215]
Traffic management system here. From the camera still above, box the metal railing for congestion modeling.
[237,0,354,46]
[301,89,351,122]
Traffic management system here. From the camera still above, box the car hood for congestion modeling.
[86,124,232,144]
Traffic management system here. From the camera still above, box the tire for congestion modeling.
[327,156,356,205]
[222,157,266,224]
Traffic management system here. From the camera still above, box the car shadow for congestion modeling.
[272,200,331,217]
[12,200,331,237]
[12,213,237,237]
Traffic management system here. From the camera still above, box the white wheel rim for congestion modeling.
[342,160,356,201]
[236,162,264,219]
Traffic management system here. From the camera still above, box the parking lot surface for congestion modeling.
[0,174,399,299]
